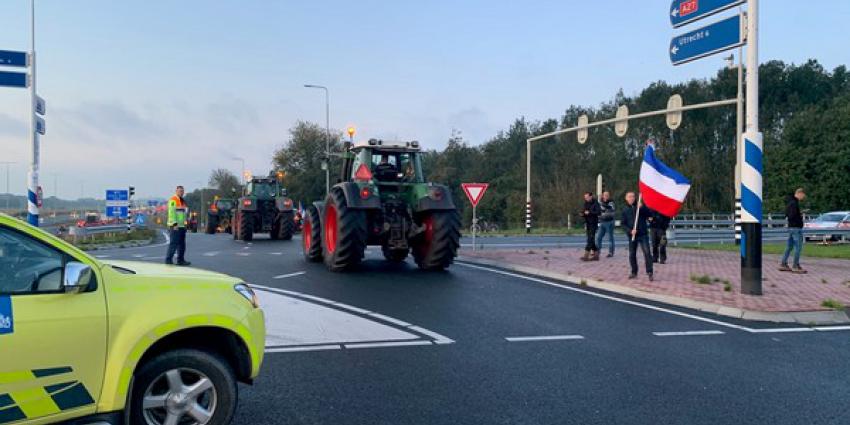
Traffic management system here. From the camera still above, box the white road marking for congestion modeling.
[95,255,111,259]
[266,344,341,353]
[236,252,250,256]
[253,285,456,349]
[273,271,306,279]
[652,330,725,337]
[132,254,145,258]
[344,340,433,349]
[813,325,850,332]
[242,246,250,250]
[505,335,584,342]
[202,251,220,257]
[270,252,283,255]
[407,325,455,344]
[456,262,850,334]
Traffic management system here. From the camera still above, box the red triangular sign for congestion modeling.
[461,183,489,207]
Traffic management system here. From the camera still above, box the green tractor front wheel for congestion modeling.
[303,206,323,262]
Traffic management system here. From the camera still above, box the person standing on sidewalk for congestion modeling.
[580,192,601,261]
[165,185,192,266]
[595,191,616,258]
[621,191,653,281]
[648,208,670,264]
[780,188,807,274]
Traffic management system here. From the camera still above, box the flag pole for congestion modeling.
[631,193,642,242]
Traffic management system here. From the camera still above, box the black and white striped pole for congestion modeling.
[740,0,763,295]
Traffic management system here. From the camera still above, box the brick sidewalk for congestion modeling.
[462,247,850,314]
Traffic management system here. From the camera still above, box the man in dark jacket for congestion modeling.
[621,191,653,280]
[780,188,807,273]
[595,191,616,258]
[648,209,671,264]
[580,192,602,261]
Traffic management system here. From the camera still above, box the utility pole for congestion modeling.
[740,0,763,295]
[27,0,40,226]
[0,162,14,212]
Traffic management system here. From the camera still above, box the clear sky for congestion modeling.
[0,0,846,199]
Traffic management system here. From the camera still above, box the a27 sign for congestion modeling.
[670,0,746,28]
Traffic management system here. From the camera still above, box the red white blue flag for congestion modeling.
[638,144,691,218]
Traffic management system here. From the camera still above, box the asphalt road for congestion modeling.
[93,231,850,425]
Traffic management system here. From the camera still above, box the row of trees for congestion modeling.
[202,59,849,228]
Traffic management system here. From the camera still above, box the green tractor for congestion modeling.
[232,173,296,242]
[302,139,461,272]
[205,197,234,234]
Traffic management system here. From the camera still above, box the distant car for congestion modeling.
[804,211,850,241]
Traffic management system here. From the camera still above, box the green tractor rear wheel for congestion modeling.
[412,210,461,271]
[279,214,295,241]
[206,215,218,234]
[322,189,367,272]
[237,213,253,242]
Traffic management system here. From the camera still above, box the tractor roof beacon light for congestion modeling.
[368,138,378,146]
[347,127,356,138]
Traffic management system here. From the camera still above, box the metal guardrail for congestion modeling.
[69,224,130,238]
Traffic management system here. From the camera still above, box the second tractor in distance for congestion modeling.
[233,173,296,242]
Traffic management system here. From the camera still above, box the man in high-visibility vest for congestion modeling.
[165,185,191,266]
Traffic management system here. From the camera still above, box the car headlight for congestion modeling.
[234,283,260,308]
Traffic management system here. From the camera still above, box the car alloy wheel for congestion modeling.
[142,367,218,425]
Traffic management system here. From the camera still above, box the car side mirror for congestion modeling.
[64,262,92,292]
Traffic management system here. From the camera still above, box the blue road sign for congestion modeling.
[106,206,129,218]
[134,213,147,226]
[0,50,27,68]
[106,189,129,201]
[670,14,743,66]
[670,0,746,28]
[0,70,27,88]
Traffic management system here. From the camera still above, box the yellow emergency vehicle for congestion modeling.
[0,213,265,424]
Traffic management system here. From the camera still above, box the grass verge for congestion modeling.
[679,242,850,260]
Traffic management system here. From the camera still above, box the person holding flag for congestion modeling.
[624,141,692,281]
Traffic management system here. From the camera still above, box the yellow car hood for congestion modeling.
[102,260,236,282]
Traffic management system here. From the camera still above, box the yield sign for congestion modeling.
[461,183,489,207]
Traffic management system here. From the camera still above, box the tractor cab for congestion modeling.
[347,139,425,188]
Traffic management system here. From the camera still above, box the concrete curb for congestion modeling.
[458,256,850,325]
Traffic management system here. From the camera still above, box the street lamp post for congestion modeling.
[304,84,330,197]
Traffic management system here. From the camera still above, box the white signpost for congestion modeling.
[461,183,489,251]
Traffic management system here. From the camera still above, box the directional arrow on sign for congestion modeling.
[461,183,489,207]
[670,13,744,66]
[670,0,747,28]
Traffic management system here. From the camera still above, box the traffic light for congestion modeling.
[129,186,135,198]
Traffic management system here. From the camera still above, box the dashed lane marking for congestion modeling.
[505,335,584,342]
[202,251,220,257]
[270,252,283,255]
[652,330,725,337]
[236,252,251,256]
[273,271,306,279]
[456,262,850,334]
